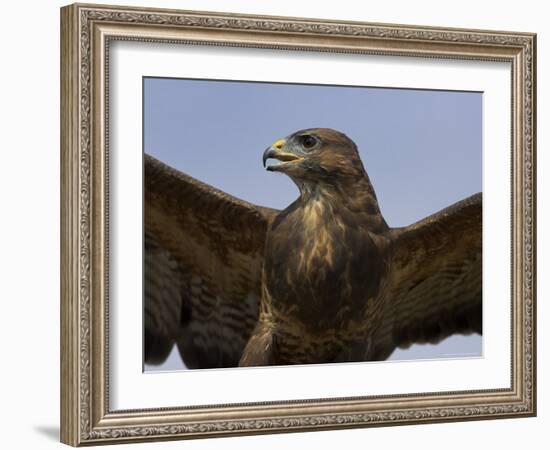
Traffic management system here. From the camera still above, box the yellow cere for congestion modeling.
[273,139,286,149]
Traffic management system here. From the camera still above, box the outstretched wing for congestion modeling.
[144,154,277,368]
[372,193,482,361]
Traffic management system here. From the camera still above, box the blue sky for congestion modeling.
[144,77,482,371]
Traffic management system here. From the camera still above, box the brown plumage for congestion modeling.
[145,128,481,368]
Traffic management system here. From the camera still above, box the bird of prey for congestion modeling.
[144,128,482,369]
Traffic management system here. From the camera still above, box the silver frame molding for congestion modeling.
[60,3,536,446]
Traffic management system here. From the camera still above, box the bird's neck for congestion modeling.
[295,176,388,233]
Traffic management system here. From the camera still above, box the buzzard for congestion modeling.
[144,128,481,369]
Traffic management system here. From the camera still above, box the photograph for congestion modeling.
[59,3,536,445]
[143,77,483,371]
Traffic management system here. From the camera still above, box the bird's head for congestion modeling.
[262,128,366,191]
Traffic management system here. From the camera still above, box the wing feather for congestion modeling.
[144,154,277,368]
[372,193,482,360]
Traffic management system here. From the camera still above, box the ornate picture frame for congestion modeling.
[60,3,536,446]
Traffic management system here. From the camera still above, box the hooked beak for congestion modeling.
[262,139,304,171]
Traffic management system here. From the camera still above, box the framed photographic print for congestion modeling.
[60,3,537,446]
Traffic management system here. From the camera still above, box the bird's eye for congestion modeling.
[301,135,318,150]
